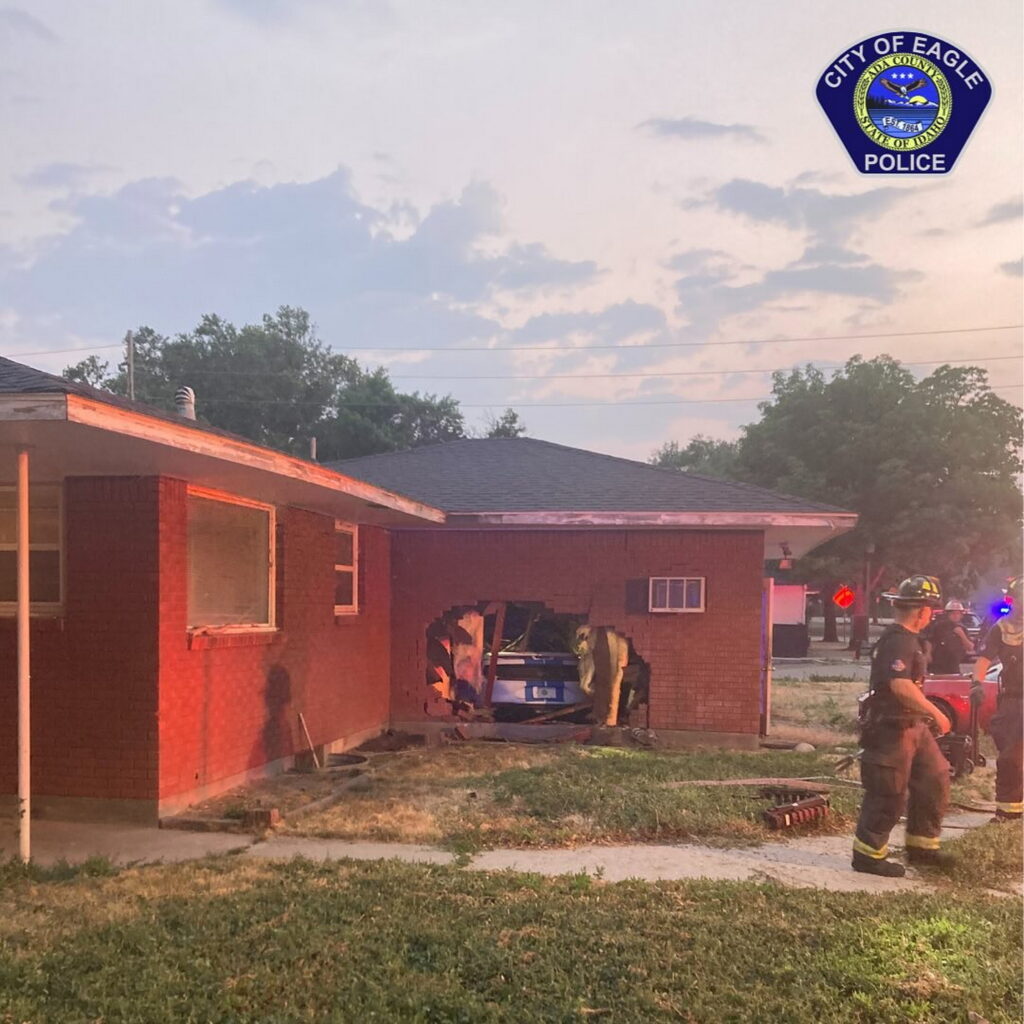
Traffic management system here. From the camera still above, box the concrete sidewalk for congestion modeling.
[2,813,1004,896]
[0,820,252,866]
[245,812,995,895]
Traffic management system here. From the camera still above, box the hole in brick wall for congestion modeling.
[424,600,650,727]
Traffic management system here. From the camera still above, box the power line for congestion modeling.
[385,355,1024,381]
[5,322,1021,360]
[173,382,1023,409]
[99,352,1022,382]
[355,323,1020,354]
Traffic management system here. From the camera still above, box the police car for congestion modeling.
[484,650,587,719]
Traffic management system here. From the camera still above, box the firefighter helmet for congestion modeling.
[882,575,943,608]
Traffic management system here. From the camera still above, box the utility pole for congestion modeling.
[126,330,135,401]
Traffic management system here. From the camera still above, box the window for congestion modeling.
[0,484,62,614]
[649,576,705,613]
[187,488,275,630]
[334,522,358,614]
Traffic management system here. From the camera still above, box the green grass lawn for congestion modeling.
[1,855,1020,1023]
[286,745,862,851]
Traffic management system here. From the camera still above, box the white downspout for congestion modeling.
[17,448,30,863]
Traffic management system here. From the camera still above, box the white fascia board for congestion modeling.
[64,393,445,523]
[444,510,857,529]
[0,394,68,421]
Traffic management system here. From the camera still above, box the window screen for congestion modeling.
[334,523,358,613]
[0,485,62,607]
[188,494,272,628]
[648,576,705,613]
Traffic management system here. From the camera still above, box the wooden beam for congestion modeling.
[480,601,506,710]
[521,701,592,725]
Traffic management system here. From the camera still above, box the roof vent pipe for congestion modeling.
[175,386,196,420]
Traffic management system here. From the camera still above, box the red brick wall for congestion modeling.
[157,485,392,803]
[1,476,393,814]
[0,477,161,803]
[390,529,765,735]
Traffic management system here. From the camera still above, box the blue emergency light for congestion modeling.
[994,597,1013,618]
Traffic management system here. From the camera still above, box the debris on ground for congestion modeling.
[355,731,425,753]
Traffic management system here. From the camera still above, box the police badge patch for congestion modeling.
[891,659,907,672]
[816,30,991,174]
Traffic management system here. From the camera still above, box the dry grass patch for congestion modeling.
[770,675,863,746]
[0,858,281,952]
[285,743,860,851]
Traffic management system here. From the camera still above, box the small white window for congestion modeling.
[649,576,705,613]
[0,483,62,615]
[334,522,358,615]
[187,488,275,630]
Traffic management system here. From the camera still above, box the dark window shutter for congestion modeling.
[625,578,649,614]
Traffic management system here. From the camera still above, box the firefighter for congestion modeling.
[971,576,1023,822]
[927,600,975,674]
[853,575,953,877]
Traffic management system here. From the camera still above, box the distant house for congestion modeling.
[0,357,855,823]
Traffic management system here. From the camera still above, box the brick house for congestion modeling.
[0,357,855,824]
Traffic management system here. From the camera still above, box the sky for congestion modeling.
[0,0,1021,460]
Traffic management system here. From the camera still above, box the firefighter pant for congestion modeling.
[990,695,1023,815]
[854,720,949,858]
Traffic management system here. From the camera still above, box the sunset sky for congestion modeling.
[1,0,1020,459]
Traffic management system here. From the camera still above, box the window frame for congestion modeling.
[186,485,277,634]
[648,576,706,614]
[0,481,64,618]
[333,521,359,616]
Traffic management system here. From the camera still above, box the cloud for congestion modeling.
[18,162,115,191]
[511,301,666,347]
[711,179,905,245]
[791,244,869,266]
[213,0,391,26]
[978,197,1023,227]
[0,7,57,43]
[999,258,1023,278]
[639,117,764,144]
[668,218,915,342]
[0,168,598,357]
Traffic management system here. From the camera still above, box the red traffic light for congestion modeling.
[833,585,855,610]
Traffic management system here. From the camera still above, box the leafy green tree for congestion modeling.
[649,435,740,478]
[736,356,1022,635]
[484,408,527,438]
[63,307,465,460]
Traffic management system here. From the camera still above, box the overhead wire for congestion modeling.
[4,322,1021,359]
[137,383,1023,409]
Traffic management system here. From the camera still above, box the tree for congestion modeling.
[649,435,740,478]
[63,307,466,460]
[484,408,527,438]
[736,356,1023,637]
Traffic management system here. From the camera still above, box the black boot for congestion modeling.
[906,847,956,870]
[852,851,906,877]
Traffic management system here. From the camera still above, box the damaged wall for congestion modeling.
[389,528,764,738]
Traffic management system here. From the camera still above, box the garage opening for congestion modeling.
[424,601,650,727]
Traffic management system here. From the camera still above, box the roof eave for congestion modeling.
[443,510,857,528]
[0,392,445,523]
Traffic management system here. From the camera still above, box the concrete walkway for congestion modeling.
[0,821,251,866]
[245,812,995,894]
[2,813,1002,895]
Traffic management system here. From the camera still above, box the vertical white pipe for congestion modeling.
[17,449,30,863]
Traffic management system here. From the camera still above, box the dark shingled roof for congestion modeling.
[332,438,849,515]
